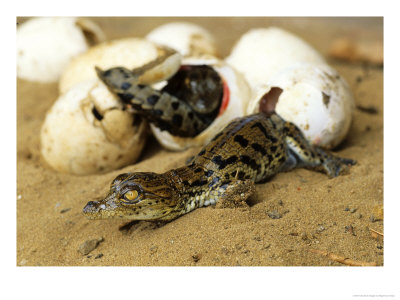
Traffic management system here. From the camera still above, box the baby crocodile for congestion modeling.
[96,62,223,137]
[83,113,356,221]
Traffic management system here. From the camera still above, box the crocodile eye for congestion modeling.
[123,190,139,202]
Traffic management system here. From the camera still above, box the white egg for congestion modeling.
[17,17,105,82]
[59,38,181,94]
[247,63,354,149]
[151,55,251,151]
[227,27,354,149]
[40,79,148,175]
[146,22,217,57]
[226,27,326,88]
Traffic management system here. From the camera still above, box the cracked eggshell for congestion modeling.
[247,63,355,149]
[146,22,217,57]
[151,55,251,151]
[59,38,182,94]
[226,27,326,89]
[41,79,148,175]
[17,17,105,82]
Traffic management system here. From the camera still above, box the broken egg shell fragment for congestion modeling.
[146,22,217,57]
[41,79,148,175]
[59,38,182,94]
[151,55,251,151]
[247,63,355,149]
[17,17,105,82]
[226,27,326,89]
[138,46,183,85]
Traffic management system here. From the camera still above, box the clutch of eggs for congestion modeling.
[226,27,354,149]
[41,38,182,175]
[41,21,220,174]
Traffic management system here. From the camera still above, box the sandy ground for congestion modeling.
[17,17,383,266]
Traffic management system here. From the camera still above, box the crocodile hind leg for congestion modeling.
[280,121,356,178]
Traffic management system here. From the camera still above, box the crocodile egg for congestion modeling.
[40,79,148,175]
[17,17,105,82]
[247,63,355,149]
[59,38,182,94]
[150,55,251,151]
[226,27,326,89]
[146,22,217,57]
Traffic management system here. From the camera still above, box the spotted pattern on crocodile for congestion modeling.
[83,113,356,222]
[96,62,223,137]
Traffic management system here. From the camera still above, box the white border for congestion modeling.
[4,1,399,299]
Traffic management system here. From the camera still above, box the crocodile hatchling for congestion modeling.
[83,112,356,221]
[96,59,223,138]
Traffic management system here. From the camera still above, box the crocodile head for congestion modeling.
[83,172,181,221]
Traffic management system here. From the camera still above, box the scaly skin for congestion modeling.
[83,113,356,221]
[96,62,223,137]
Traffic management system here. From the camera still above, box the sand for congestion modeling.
[17,17,383,266]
